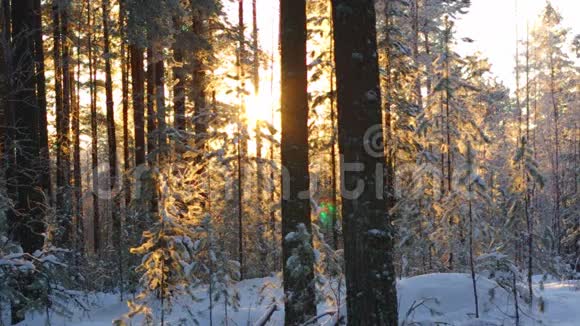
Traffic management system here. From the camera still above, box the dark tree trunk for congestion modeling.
[524,28,533,304]
[331,0,399,324]
[443,17,454,269]
[53,0,72,247]
[0,0,7,165]
[71,21,82,258]
[280,0,316,324]
[443,17,452,196]
[235,0,246,279]
[32,0,51,203]
[191,6,209,216]
[329,26,339,249]
[58,0,73,247]
[87,1,100,253]
[412,0,422,110]
[144,46,159,220]
[130,42,146,238]
[549,52,561,254]
[102,0,123,296]
[9,0,46,256]
[131,44,145,168]
[255,121,266,273]
[52,1,62,194]
[146,47,156,164]
[119,0,131,207]
[383,0,396,226]
[155,60,166,156]
[172,45,185,134]
[251,0,259,95]
[8,0,47,321]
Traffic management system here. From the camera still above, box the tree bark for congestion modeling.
[252,0,259,95]
[146,47,156,164]
[33,0,51,203]
[53,0,72,247]
[102,0,123,295]
[329,21,339,249]
[9,0,46,254]
[155,60,166,156]
[87,1,100,253]
[236,0,246,279]
[549,51,561,254]
[119,0,131,207]
[524,27,533,304]
[71,8,83,258]
[8,1,47,321]
[280,0,316,324]
[131,45,146,168]
[331,0,399,324]
[58,0,73,247]
[0,0,8,169]
[172,45,185,134]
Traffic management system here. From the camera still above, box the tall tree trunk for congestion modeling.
[52,1,63,198]
[8,0,47,321]
[443,17,455,269]
[58,0,73,247]
[524,26,533,304]
[192,7,209,183]
[268,34,278,266]
[280,0,316,324]
[131,45,145,168]
[172,45,185,134]
[383,0,396,237]
[412,0,423,110]
[0,0,8,170]
[72,22,83,260]
[33,0,51,203]
[423,31,433,103]
[146,47,156,164]
[144,45,159,222]
[119,0,131,207]
[102,0,123,296]
[331,0,398,324]
[549,51,561,255]
[329,20,339,249]
[155,60,166,156]
[252,0,259,95]
[255,121,267,275]
[53,0,71,247]
[444,17,452,195]
[236,0,246,279]
[467,143,479,318]
[130,42,145,244]
[10,0,46,261]
[87,1,100,253]
[65,2,78,223]
[513,3,524,265]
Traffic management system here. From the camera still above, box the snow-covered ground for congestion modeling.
[16,274,580,325]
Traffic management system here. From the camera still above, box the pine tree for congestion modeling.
[331,0,398,323]
[6,0,49,321]
[280,0,317,323]
[102,0,123,295]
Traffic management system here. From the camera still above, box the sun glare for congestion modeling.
[245,91,275,129]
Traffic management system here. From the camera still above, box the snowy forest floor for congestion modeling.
[17,273,580,326]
